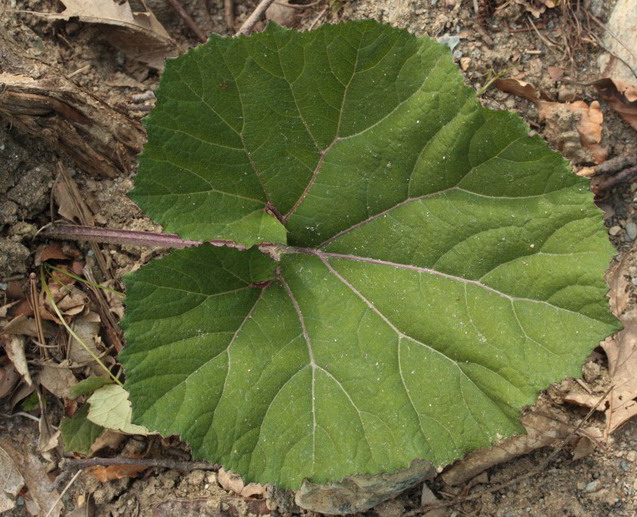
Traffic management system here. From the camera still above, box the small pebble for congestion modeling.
[625,222,637,241]
[585,480,601,492]
[627,451,637,462]
[621,460,630,472]
[609,225,622,236]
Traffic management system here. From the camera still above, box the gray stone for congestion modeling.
[625,222,637,241]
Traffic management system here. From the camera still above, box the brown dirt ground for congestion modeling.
[1,0,637,516]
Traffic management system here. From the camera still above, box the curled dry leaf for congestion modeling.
[0,443,25,513]
[265,1,297,28]
[0,358,20,398]
[2,335,32,386]
[87,462,148,482]
[28,0,179,68]
[68,311,103,366]
[566,253,637,431]
[441,413,601,486]
[496,78,607,164]
[593,78,637,133]
[0,437,63,517]
[38,364,78,399]
[514,0,554,18]
[217,468,266,499]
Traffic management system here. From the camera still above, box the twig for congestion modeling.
[308,3,328,30]
[403,387,612,516]
[28,273,46,354]
[236,0,276,36]
[595,165,637,193]
[594,153,637,176]
[224,0,235,29]
[46,224,202,249]
[45,470,81,517]
[166,0,208,42]
[62,456,218,472]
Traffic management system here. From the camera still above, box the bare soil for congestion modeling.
[1,1,637,516]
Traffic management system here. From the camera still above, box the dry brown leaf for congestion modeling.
[68,312,103,365]
[441,413,601,486]
[537,100,608,164]
[496,78,608,163]
[0,442,25,513]
[593,78,637,133]
[495,77,542,102]
[2,335,32,387]
[567,253,637,431]
[514,0,549,18]
[90,429,126,454]
[2,315,56,339]
[0,437,63,516]
[602,322,637,433]
[217,468,266,499]
[0,359,20,399]
[266,1,296,27]
[28,0,179,69]
[38,364,78,399]
[35,242,69,264]
[86,462,148,482]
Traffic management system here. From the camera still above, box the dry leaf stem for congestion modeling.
[236,0,276,35]
[166,0,207,42]
[62,456,217,472]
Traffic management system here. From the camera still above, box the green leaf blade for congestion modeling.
[123,21,619,490]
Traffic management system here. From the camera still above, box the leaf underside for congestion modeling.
[121,21,618,488]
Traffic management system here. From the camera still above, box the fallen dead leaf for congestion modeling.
[68,312,103,365]
[38,364,78,399]
[602,322,637,433]
[538,100,607,164]
[266,1,296,27]
[0,358,20,398]
[496,78,607,163]
[0,443,25,513]
[0,437,63,516]
[86,462,148,482]
[27,0,179,69]
[593,78,637,133]
[217,468,266,499]
[441,412,602,486]
[514,0,553,18]
[2,335,32,386]
[566,253,637,432]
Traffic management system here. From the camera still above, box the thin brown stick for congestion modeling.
[236,0,276,36]
[308,3,328,30]
[46,224,202,249]
[62,456,218,472]
[29,273,46,354]
[594,153,637,176]
[404,387,612,516]
[166,0,208,42]
[595,165,637,193]
[224,0,235,29]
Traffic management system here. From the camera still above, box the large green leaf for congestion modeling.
[121,21,618,488]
